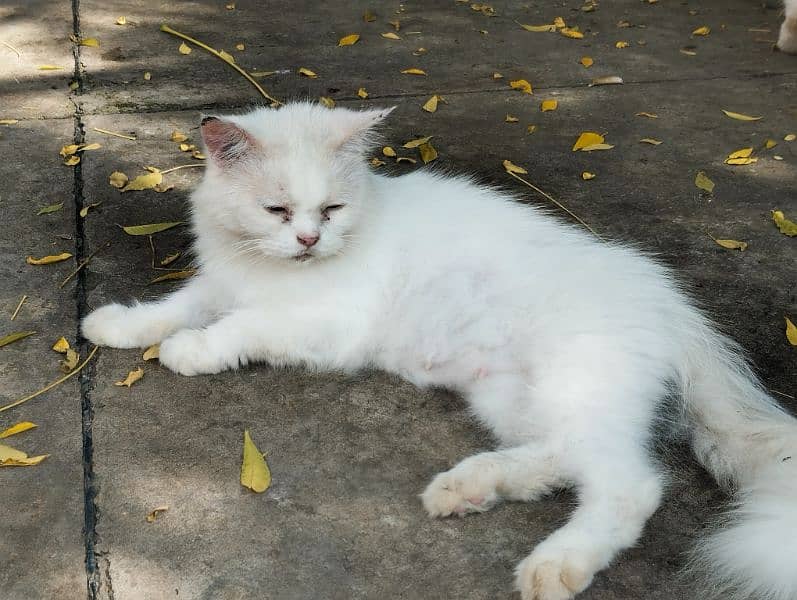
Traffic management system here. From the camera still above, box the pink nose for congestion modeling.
[297,233,319,248]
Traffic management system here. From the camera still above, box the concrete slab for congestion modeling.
[0,118,87,600]
[76,0,796,114]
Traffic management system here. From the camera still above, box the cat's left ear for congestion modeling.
[200,116,257,166]
[333,106,396,151]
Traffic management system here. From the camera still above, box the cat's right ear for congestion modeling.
[200,116,256,166]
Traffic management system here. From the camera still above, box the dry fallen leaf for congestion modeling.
[418,141,437,164]
[510,79,533,94]
[590,76,624,86]
[37,202,64,215]
[382,146,396,157]
[772,210,797,236]
[358,87,369,99]
[518,23,557,32]
[695,171,715,193]
[560,28,584,39]
[572,132,605,151]
[79,38,100,47]
[722,110,762,121]
[0,422,37,439]
[505,114,519,123]
[541,99,558,112]
[143,344,160,361]
[338,34,360,46]
[146,505,169,523]
[149,270,195,284]
[52,337,70,353]
[115,367,144,388]
[26,253,73,265]
[692,25,710,36]
[502,159,527,175]
[370,157,386,167]
[319,96,335,108]
[401,68,427,75]
[160,252,181,266]
[784,133,795,142]
[765,139,777,149]
[0,443,48,467]
[492,72,503,79]
[403,136,433,149]
[640,138,662,145]
[396,156,417,164]
[143,72,152,81]
[170,130,188,143]
[37,65,63,70]
[381,32,401,40]
[582,172,596,180]
[422,95,442,113]
[0,331,36,348]
[236,42,245,51]
[109,171,129,189]
[580,56,594,67]
[786,317,797,346]
[636,112,659,118]
[725,147,756,165]
[60,144,80,157]
[115,16,127,25]
[121,171,163,192]
[64,155,80,166]
[122,221,182,236]
[526,124,537,134]
[581,143,614,151]
[60,348,79,373]
[298,67,317,78]
[178,42,192,55]
[0,119,19,125]
[615,41,629,48]
[712,237,748,251]
[241,429,271,493]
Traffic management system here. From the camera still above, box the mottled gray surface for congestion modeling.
[1,0,795,599]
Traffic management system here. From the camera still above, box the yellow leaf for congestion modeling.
[695,171,715,193]
[0,422,37,439]
[0,119,19,125]
[382,146,396,157]
[526,124,537,134]
[0,443,48,467]
[640,138,662,145]
[26,253,72,265]
[396,156,417,164]
[786,317,797,346]
[492,72,503,79]
[381,32,401,40]
[727,147,753,159]
[143,344,160,361]
[680,48,697,56]
[178,42,192,55]
[553,16,566,29]
[370,157,386,167]
[235,42,245,51]
[403,136,433,149]
[357,87,368,99]
[121,171,164,192]
[298,67,317,78]
[505,114,519,123]
[721,110,762,121]
[0,331,36,348]
[80,142,101,151]
[241,429,271,493]
[52,337,70,353]
[713,238,748,251]
[518,23,557,32]
[79,38,100,47]
[615,41,629,48]
[319,96,335,108]
[580,56,593,67]
[170,130,188,143]
[160,252,181,266]
[146,505,169,523]
[64,155,81,166]
[510,79,532,94]
[572,132,605,151]
[580,143,614,151]
[636,112,659,118]
[692,26,710,36]
[37,202,64,215]
[122,221,182,235]
[418,142,438,164]
[37,65,63,70]
[109,171,129,188]
[60,348,80,373]
[60,144,80,157]
[502,160,527,175]
[179,143,195,152]
[148,269,196,284]
[590,75,624,86]
[582,172,596,180]
[80,202,100,218]
[541,99,558,112]
[115,367,144,388]
[772,210,797,236]
[115,16,127,25]
[401,68,427,75]
[765,139,777,149]
[422,95,440,112]
[560,28,584,39]
[413,47,427,56]
[784,133,796,142]
[338,34,360,46]
[143,71,152,81]
[725,157,757,165]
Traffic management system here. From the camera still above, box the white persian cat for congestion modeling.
[83,104,796,600]
[780,0,797,53]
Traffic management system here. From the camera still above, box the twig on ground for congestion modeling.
[59,241,111,289]
[10,295,27,321]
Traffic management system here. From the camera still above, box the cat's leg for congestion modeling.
[158,306,362,376]
[82,279,216,348]
[778,0,797,53]
[514,446,663,600]
[421,443,566,517]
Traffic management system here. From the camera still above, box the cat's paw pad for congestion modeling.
[421,467,498,518]
[515,550,594,600]
[82,304,141,348]
[159,329,221,376]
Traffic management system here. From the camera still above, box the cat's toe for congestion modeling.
[515,549,594,600]
[421,469,497,518]
[82,303,140,348]
[159,329,221,376]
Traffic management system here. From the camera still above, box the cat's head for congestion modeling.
[192,102,394,264]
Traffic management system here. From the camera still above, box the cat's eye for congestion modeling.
[266,206,288,215]
[322,204,345,218]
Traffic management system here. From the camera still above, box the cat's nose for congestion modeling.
[297,233,320,247]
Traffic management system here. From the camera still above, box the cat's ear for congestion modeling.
[333,106,396,151]
[200,116,257,166]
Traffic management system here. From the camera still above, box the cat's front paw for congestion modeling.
[421,461,499,518]
[159,329,225,376]
[515,547,595,600]
[82,303,148,348]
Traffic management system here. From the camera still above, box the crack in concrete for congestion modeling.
[70,1,105,599]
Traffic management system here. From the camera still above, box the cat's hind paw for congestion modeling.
[515,548,595,600]
[420,460,499,518]
[159,329,225,376]
[82,303,148,348]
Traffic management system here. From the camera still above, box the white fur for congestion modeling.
[779,0,797,53]
[83,103,797,600]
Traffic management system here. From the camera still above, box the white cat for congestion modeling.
[83,104,797,600]
[779,0,797,53]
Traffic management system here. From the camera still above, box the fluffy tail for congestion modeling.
[679,318,797,599]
